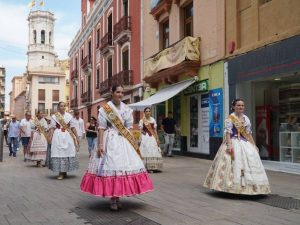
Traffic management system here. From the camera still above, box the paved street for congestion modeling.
[0,141,300,225]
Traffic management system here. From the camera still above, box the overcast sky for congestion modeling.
[0,0,81,111]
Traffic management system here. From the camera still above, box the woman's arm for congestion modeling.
[97,128,105,157]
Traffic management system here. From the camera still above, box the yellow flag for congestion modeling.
[27,0,36,8]
[40,0,44,7]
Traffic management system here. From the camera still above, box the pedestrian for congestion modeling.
[48,102,80,180]
[44,115,52,168]
[3,119,9,146]
[7,115,20,157]
[139,107,163,171]
[72,110,85,142]
[85,116,98,158]
[25,111,48,167]
[80,85,154,211]
[161,111,177,157]
[203,99,271,195]
[20,112,34,161]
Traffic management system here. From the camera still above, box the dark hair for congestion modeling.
[90,116,97,121]
[144,107,151,112]
[58,101,65,107]
[74,110,79,116]
[168,111,173,114]
[231,98,244,110]
[111,85,123,93]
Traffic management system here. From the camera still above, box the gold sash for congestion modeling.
[228,114,251,141]
[54,112,79,151]
[143,118,160,147]
[103,103,143,159]
[33,117,48,141]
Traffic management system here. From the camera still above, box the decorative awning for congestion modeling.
[129,77,198,111]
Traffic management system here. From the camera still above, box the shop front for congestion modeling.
[227,34,300,165]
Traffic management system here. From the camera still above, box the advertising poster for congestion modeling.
[200,94,210,154]
[209,88,223,138]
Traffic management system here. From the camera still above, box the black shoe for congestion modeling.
[9,152,12,156]
[13,154,16,157]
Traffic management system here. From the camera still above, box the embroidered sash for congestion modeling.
[103,103,143,159]
[54,112,79,151]
[33,117,48,141]
[228,115,251,141]
[143,118,160,147]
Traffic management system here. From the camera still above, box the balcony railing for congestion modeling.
[100,32,113,52]
[113,16,131,40]
[99,70,133,95]
[70,69,78,80]
[81,91,92,104]
[81,56,92,70]
[70,98,78,108]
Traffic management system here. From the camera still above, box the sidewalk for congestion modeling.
[0,141,300,225]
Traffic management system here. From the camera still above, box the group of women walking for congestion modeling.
[24,84,271,211]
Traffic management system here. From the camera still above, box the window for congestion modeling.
[75,84,78,99]
[96,28,100,48]
[123,0,129,17]
[52,90,59,102]
[75,57,78,71]
[41,30,45,44]
[108,13,113,45]
[184,3,193,37]
[96,67,100,88]
[52,103,58,113]
[42,56,44,59]
[161,20,169,49]
[81,49,84,61]
[122,48,129,70]
[38,76,59,84]
[107,57,113,79]
[49,32,52,45]
[33,30,37,44]
[81,80,84,94]
[88,40,92,63]
[38,103,45,112]
[38,89,45,101]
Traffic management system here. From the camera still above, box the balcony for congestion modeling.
[70,98,78,109]
[113,16,131,46]
[150,0,172,21]
[70,69,78,80]
[81,56,92,75]
[144,36,201,87]
[81,91,92,105]
[100,32,114,55]
[99,70,133,95]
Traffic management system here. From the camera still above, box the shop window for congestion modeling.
[172,95,181,149]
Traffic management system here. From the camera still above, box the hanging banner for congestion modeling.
[209,88,223,138]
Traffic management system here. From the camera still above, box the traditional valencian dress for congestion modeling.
[49,112,79,173]
[80,101,154,197]
[139,117,163,171]
[25,117,48,162]
[204,113,271,195]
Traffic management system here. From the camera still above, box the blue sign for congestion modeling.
[209,88,223,138]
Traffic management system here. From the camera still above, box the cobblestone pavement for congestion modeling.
[0,141,300,225]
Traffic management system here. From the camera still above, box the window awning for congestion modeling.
[129,77,198,111]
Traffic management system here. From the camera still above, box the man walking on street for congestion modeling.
[161,111,177,157]
[7,115,20,157]
[20,112,33,161]
[72,110,85,143]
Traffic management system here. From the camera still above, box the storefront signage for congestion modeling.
[228,35,300,84]
[209,88,223,138]
[184,79,208,95]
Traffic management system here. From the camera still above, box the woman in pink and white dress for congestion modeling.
[80,85,154,210]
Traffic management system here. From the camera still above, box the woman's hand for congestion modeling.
[97,145,105,157]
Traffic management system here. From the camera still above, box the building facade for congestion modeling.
[225,0,300,164]
[140,0,225,158]
[0,66,5,118]
[26,10,67,116]
[69,0,143,122]
[9,75,27,120]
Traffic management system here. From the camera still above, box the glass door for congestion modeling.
[188,95,200,152]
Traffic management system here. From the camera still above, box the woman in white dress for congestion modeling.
[139,107,163,171]
[80,85,154,211]
[25,111,48,167]
[204,99,271,195]
[48,102,80,180]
